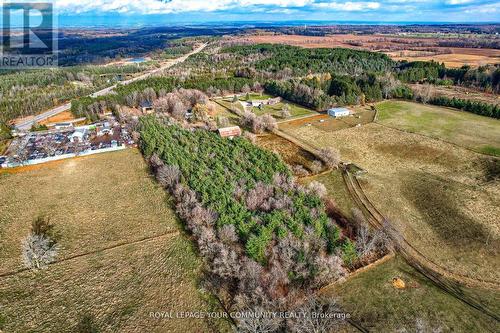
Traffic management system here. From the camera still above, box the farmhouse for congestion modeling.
[328,107,351,118]
[248,97,282,108]
[218,126,242,138]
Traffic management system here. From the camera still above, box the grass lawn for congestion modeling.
[281,122,500,282]
[0,149,227,332]
[324,256,499,332]
[252,102,316,119]
[212,102,240,125]
[376,100,500,156]
[301,170,356,219]
[238,93,274,101]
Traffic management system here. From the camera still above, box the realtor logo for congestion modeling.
[1,1,57,68]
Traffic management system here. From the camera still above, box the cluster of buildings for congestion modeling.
[1,118,132,168]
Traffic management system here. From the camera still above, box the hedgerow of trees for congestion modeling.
[140,117,357,330]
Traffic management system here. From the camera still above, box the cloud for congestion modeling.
[55,0,316,14]
[314,1,381,11]
[445,0,475,4]
[51,0,500,22]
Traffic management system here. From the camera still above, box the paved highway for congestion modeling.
[14,44,207,131]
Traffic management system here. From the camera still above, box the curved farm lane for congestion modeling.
[342,167,500,322]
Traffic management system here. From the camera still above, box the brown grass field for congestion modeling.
[0,149,227,332]
[39,111,76,126]
[388,48,500,68]
[281,121,500,282]
[235,34,500,67]
[256,133,321,172]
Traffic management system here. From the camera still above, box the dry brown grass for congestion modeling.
[323,256,499,332]
[0,236,225,333]
[39,111,76,125]
[256,133,319,171]
[0,149,226,332]
[0,149,178,273]
[282,123,500,282]
[389,49,500,68]
[409,84,500,106]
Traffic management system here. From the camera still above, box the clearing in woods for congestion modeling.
[0,149,227,332]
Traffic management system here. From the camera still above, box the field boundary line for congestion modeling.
[319,252,395,295]
[343,168,500,289]
[0,230,180,279]
[269,127,500,321]
[276,113,323,124]
[342,167,500,322]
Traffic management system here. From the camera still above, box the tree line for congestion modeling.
[139,116,378,331]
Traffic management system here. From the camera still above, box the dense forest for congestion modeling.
[67,43,500,124]
[0,64,149,123]
[139,117,372,330]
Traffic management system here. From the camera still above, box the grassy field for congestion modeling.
[250,101,315,119]
[376,100,500,156]
[323,256,499,332]
[0,149,227,332]
[281,122,500,282]
[301,170,356,219]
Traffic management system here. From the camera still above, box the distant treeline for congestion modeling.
[427,96,500,119]
[395,61,500,93]
[225,44,394,76]
[69,43,500,122]
[0,65,147,123]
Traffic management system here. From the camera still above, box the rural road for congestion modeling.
[14,43,207,131]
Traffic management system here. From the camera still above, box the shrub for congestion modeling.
[318,148,341,168]
[21,233,59,269]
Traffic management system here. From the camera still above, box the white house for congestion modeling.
[327,108,351,118]
[54,122,74,130]
[70,129,87,143]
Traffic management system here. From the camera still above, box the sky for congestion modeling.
[4,0,500,27]
[53,0,500,23]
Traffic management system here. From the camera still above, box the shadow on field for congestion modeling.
[477,157,500,183]
[402,172,491,249]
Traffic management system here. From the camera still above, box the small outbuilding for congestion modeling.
[218,126,242,139]
[327,107,351,118]
[140,101,154,114]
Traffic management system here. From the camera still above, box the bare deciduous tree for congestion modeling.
[291,165,309,177]
[287,296,345,333]
[156,165,181,189]
[235,306,281,333]
[318,148,341,169]
[261,114,277,132]
[308,181,327,199]
[243,131,257,144]
[219,224,239,244]
[310,160,323,174]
